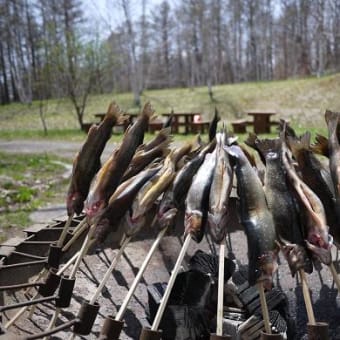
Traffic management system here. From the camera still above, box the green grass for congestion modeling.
[0,152,69,242]
[0,74,339,139]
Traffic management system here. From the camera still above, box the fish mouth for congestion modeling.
[257,252,278,289]
[305,238,332,265]
[184,211,202,236]
[280,243,307,275]
[158,208,178,229]
[86,200,106,220]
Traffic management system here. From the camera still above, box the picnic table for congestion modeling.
[162,112,209,134]
[247,111,277,134]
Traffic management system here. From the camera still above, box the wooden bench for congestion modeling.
[81,122,94,133]
[189,121,210,134]
[148,119,164,133]
[231,119,249,133]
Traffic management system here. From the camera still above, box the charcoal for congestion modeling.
[189,250,236,281]
[147,282,167,322]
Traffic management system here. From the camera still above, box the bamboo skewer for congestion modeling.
[299,269,316,325]
[257,281,272,334]
[216,240,226,336]
[56,213,75,248]
[116,227,168,321]
[89,235,131,305]
[62,221,89,252]
[42,224,97,339]
[151,233,192,331]
[328,262,340,293]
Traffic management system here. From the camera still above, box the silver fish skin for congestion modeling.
[226,145,278,289]
[257,138,312,276]
[156,185,178,230]
[208,132,234,244]
[185,150,217,243]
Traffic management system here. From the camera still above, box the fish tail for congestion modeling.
[244,132,259,150]
[287,132,311,157]
[311,134,329,156]
[325,110,339,137]
[278,119,297,138]
[142,102,156,120]
[239,145,256,167]
[256,138,282,158]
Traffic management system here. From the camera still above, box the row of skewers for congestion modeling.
[1,102,340,339]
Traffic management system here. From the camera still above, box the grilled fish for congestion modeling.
[208,132,234,243]
[125,144,191,237]
[256,137,312,276]
[66,102,122,216]
[226,145,278,289]
[173,140,216,209]
[282,142,332,265]
[85,103,154,220]
[122,128,171,180]
[94,165,161,244]
[185,150,217,243]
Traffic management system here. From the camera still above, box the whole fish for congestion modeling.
[122,128,171,181]
[288,132,338,244]
[94,165,161,244]
[185,150,217,243]
[226,145,278,289]
[325,110,340,217]
[256,137,312,276]
[125,143,192,237]
[155,184,178,230]
[85,103,154,220]
[173,140,216,209]
[282,142,332,265]
[208,132,234,243]
[66,102,123,216]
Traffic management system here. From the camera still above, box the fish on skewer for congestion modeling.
[282,140,332,265]
[124,143,192,237]
[67,102,123,216]
[122,128,171,181]
[255,136,312,276]
[185,149,217,243]
[288,132,339,245]
[85,103,154,220]
[94,164,162,244]
[208,131,234,244]
[226,145,278,289]
[173,140,216,209]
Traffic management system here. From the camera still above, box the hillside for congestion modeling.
[1,74,340,137]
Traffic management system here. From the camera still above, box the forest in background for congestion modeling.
[1,0,340,128]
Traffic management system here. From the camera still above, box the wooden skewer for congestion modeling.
[43,224,97,339]
[216,240,226,336]
[89,235,131,305]
[62,220,89,252]
[115,227,168,321]
[151,233,192,331]
[56,213,75,247]
[257,281,271,334]
[329,262,340,293]
[299,269,316,325]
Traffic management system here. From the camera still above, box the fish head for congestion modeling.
[308,227,330,250]
[67,192,84,216]
[257,252,278,290]
[305,235,332,265]
[158,207,178,229]
[184,210,203,238]
[279,242,307,276]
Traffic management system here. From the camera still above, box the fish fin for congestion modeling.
[278,119,297,138]
[311,134,328,156]
[173,142,192,165]
[244,132,259,150]
[106,101,121,119]
[325,110,339,136]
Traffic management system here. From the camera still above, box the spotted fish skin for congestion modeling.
[226,144,278,289]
